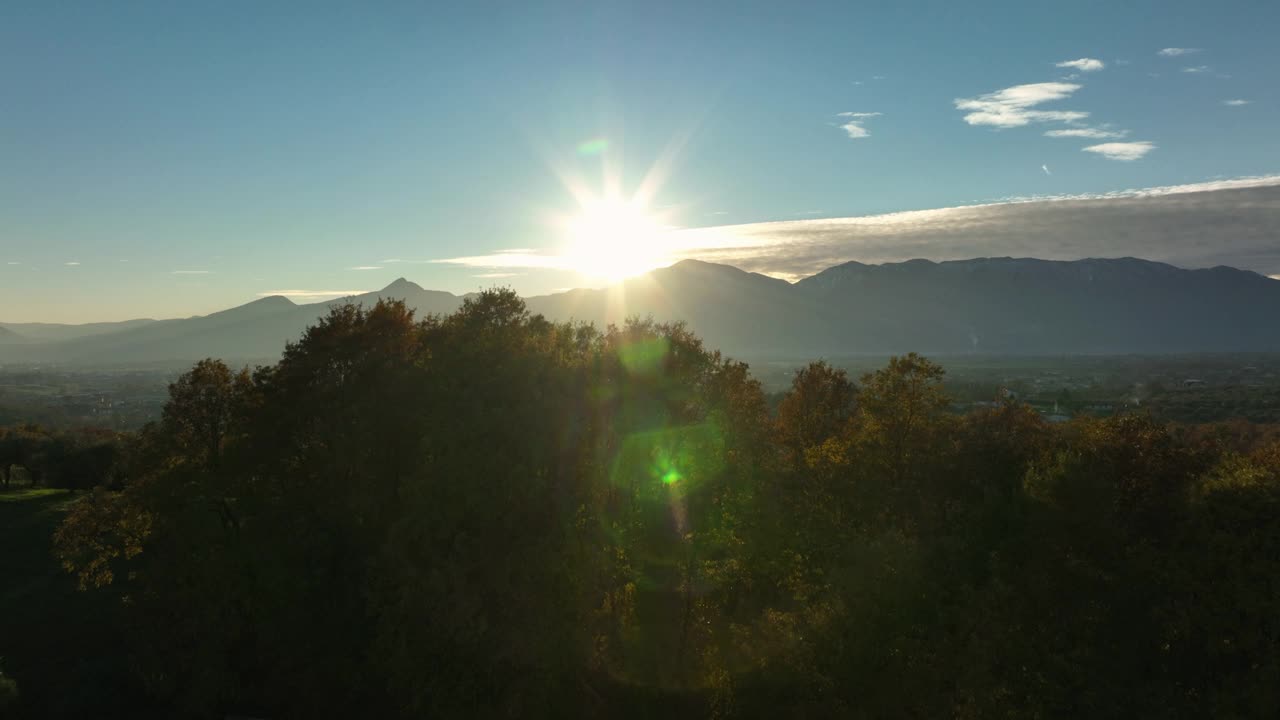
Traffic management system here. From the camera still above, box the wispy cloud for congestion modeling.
[1055,58,1105,72]
[65,261,81,266]
[1045,127,1128,139]
[1158,47,1201,57]
[1082,141,1156,161]
[1041,164,1051,176]
[1182,65,1211,74]
[837,111,881,139]
[474,272,519,278]
[171,269,212,275]
[431,252,574,271]
[1223,99,1251,106]
[258,289,370,299]
[380,258,402,264]
[6,261,20,266]
[955,82,1087,128]
[348,265,383,270]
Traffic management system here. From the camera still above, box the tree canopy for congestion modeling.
[49,292,1280,718]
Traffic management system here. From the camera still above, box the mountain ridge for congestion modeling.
[3,256,1280,364]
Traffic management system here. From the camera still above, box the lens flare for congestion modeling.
[576,138,609,156]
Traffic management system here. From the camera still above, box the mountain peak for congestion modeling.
[381,277,424,294]
[249,294,296,307]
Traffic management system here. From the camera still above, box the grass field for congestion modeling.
[0,488,146,718]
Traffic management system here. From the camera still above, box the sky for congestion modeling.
[2,0,1279,323]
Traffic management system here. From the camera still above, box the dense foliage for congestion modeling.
[47,292,1280,718]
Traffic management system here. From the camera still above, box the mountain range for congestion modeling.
[3,257,1280,366]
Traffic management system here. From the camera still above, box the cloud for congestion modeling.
[171,270,212,274]
[1056,58,1105,72]
[431,252,575,271]
[1042,165,1051,176]
[380,258,402,263]
[257,289,371,299]
[474,272,519,278]
[665,176,1280,280]
[348,265,383,270]
[1223,99,1251,106]
[65,261,80,266]
[837,111,881,139]
[1082,141,1156,161]
[871,75,886,80]
[1158,47,1201,57]
[1182,65,1211,73]
[954,82,1087,128]
[1045,127,1128,139]
[6,261,19,265]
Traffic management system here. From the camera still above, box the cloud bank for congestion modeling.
[667,177,1280,280]
[258,289,371,299]
[432,178,1280,286]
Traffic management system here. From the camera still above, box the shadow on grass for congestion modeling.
[0,488,156,718]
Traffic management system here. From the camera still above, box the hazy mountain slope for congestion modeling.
[527,260,825,355]
[3,259,1280,365]
[0,318,157,342]
[793,257,1280,353]
[0,280,466,365]
[2,296,306,364]
[320,278,464,318]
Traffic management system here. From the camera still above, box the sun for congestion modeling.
[563,194,676,283]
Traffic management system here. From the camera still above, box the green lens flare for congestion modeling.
[618,337,669,376]
[577,138,609,156]
[661,468,682,485]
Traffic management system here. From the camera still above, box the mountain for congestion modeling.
[790,257,1280,353]
[0,279,465,365]
[530,257,1280,355]
[340,278,464,317]
[3,258,1280,366]
[526,261,821,355]
[0,318,157,343]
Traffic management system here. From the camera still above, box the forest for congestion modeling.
[4,290,1279,718]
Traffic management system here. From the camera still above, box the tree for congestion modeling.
[161,359,251,470]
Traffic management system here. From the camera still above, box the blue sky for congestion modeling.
[2,0,1278,322]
